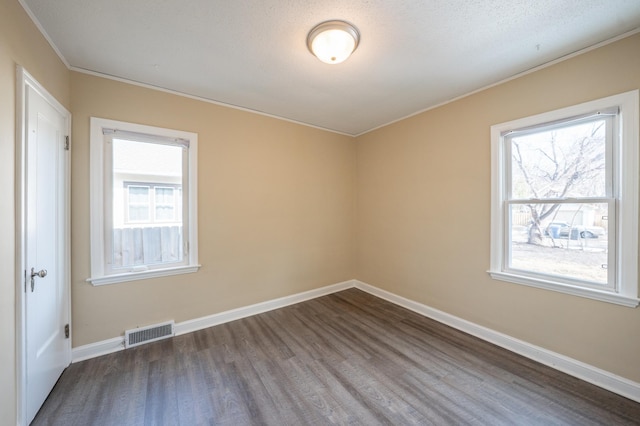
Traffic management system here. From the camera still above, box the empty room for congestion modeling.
[2,0,640,424]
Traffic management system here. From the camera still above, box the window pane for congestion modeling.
[155,187,174,204]
[155,206,174,221]
[509,203,609,284]
[128,205,149,222]
[155,187,175,221]
[112,138,184,268]
[127,186,149,221]
[510,119,607,199]
[128,185,149,203]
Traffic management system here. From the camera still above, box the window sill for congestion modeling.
[488,270,639,308]
[87,264,201,286]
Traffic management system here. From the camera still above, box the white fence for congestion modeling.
[112,225,183,268]
[512,211,607,229]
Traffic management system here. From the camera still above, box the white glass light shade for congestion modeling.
[307,21,360,64]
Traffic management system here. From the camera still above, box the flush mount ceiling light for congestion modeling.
[307,20,360,64]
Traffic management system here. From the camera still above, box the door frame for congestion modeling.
[15,66,72,425]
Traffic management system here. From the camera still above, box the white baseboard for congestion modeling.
[353,280,640,403]
[72,279,354,362]
[71,278,640,403]
[174,280,354,336]
[72,336,124,362]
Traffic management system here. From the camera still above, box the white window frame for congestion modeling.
[489,90,639,307]
[88,117,200,285]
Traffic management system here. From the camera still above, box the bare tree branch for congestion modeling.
[511,121,606,245]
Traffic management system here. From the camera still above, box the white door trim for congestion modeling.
[15,66,72,426]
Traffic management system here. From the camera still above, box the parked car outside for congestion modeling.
[544,222,602,239]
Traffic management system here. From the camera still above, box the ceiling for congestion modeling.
[20,0,640,136]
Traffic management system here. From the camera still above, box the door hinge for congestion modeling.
[64,135,70,151]
[64,324,70,339]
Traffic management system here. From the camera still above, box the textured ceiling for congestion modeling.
[20,0,640,136]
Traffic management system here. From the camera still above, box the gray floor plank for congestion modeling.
[32,289,640,425]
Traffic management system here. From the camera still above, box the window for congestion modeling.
[89,117,199,285]
[154,186,179,222]
[124,183,181,224]
[127,185,151,222]
[489,91,639,307]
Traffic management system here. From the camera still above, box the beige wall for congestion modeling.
[0,0,70,422]
[355,33,640,382]
[70,72,356,346]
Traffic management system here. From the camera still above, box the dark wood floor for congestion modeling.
[33,288,640,425]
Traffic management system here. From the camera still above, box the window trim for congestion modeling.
[489,90,639,307]
[88,117,200,285]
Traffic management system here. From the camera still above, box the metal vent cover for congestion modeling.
[125,320,174,348]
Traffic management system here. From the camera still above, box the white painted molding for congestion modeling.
[72,279,355,362]
[71,278,640,403]
[72,337,124,362]
[174,280,354,336]
[353,280,640,403]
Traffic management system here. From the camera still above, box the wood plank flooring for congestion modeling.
[32,289,640,425]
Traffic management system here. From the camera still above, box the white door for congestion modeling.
[22,74,71,424]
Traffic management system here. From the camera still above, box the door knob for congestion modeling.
[31,268,47,278]
[30,267,47,292]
